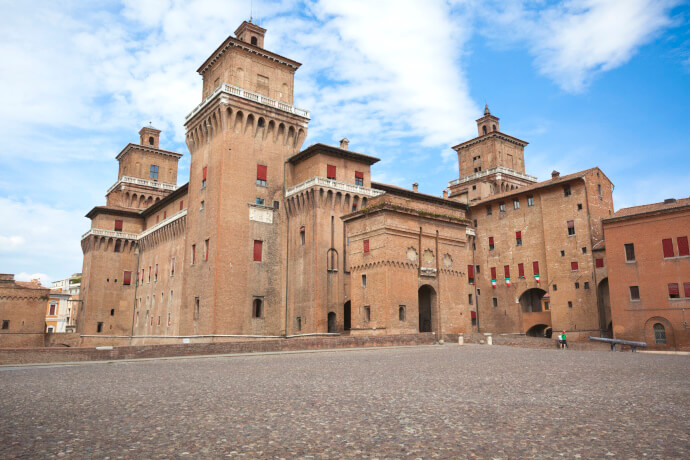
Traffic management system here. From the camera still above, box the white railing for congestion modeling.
[81,209,187,242]
[106,176,177,195]
[138,209,187,240]
[185,83,310,121]
[81,229,139,241]
[286,177,384,198]
[448,167,538,187]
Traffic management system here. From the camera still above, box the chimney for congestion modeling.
[339,138,349,150]
[664,198,676,204]
[442,190,448,199]
[551,170,560,179]
[412,182,419,193]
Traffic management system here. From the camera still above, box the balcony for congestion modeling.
[186,83,310,121]
[106,176,177,195]
[286,177,384,198]
[448,167,538,187]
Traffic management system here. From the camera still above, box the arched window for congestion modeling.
[482,125,487,135]
[148,136,154,145]
[492,124,497,132]
[251,36,258,46]
[257,117,265,128]
[399,305,406,321]
[653,323,666,344]
[252,298,263,318]
[327,248,338,272]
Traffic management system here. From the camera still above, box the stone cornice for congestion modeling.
[115,143,182,161]
[197,36,301,75]
[452,131,528,150]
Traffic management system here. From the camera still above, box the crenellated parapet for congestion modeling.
[285,177,383,217]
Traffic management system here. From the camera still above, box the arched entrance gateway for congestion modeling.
[519,288,550,337]
[597,278,612,337]
[519,288,547,312]
[418,285,437,333]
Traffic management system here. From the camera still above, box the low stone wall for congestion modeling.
[0,333,442,365]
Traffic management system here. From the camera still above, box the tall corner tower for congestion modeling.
[181,21,310,336]
[448,105,537,204]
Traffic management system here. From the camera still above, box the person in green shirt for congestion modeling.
[561,331,568,349]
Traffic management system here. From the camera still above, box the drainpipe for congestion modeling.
[130,244,142,344]
[435,229,442,341]
[284,160,290,336]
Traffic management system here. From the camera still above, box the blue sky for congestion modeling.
[0,0,688,284]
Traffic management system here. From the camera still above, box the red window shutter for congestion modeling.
[518,263,525,278]
[595,258,604,268]
[533,261,539,275]
[114,220,123,231]
[205,239,209,261]
[662,238,674,258]
[467,265,474,278]
[327,164,336,179]
[668,283,679,296]
[571,261,578,271]
[123,271,131,285]
[180,200,184,211]
[364,239,370,253]
[678,237,690,257]
[155,264,158,276]
[202,166,207,181]
[516,231,521,239]
[257,165,267,181]
[164,211,167,219]
[156,215,159,223]
[253,240,262,261]
[504,265,510,279]
[471,311,477,319]
[489,236,494,246]
[355,171,364,179]
[684,282,690,298]
[491,267,497,280]
[141,269,144,282]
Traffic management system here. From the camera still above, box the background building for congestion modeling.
[0,274,49,347]
[603,198,690,349]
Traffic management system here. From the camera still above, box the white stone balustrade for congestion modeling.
[106,176,177,195]
[186,83,310,121]
[81,209,187,242]
[448,166,538,187]
[285,177,384,198]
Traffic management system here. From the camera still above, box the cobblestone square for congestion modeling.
[1,345,688,458]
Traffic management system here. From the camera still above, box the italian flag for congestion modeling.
[534,274,540,284]
[505,277,511,287]
[491,279,497,288]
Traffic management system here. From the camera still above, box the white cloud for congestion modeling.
[0,235,25,249]
[15,272,52,286]
[482,0,678,92]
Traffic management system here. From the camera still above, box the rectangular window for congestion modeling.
[192,244,196,264]
[575,282,580,289]
[150,165,159,180]
[355,171,364,186]
[567,220,575,236]
[490,267,497,280]
[364,239,369,253]
[597,183,602,198]
[544,301,550,311]
[364,306,371,322]
[486,206,492,216]
[492,297,498,308]
[513,199,520,210]
[362,274,367,287]
[256,197,264,205]
[577,203,583,210]
[256,164,267,186]
[489,236,495,250]
[553,284,558,291]
[49,304,56,316]
[563,185,571,197]
[300,226,305,245]
[123,271,132,286]
[678,236,689,257]
[163,211,167,219]
[662,238,674,258]
[582,246,587,254]
[515,231,522,246]
[527,196,534,207]
[253,240,263,262]
[168,313,171,327]
[200,200,205,211]
[155,264,158,281]
[504,265,510,280]
[476,265,480,274]
[499,203,506,212]
[204,239,209,261]
[629,286,640,300]
[1,320,8,330]
[468,294,473,305]
[327,164,336,179]
[114,219,123,231]
[568,301,573,308]
[584,281,590,289]
[180,200,184,211]
[296,317,302,331]
[148,266,151,282]
[141,269,145,283]
[202,166,207,188]
[171,257,175,276]
[467,265,474,284]
[571,261,579,271]
[97,322,103,333]
[684,282,690,298]
[625,243,635,262]
[194,297,200,320]
[668,283,680,298]
[533,261,540,276]
[518,263,525,278]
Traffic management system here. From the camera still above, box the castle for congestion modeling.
[77,21,615,345]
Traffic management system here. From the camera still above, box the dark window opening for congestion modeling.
[568,301,573,308]
[584,282,590,289]
[527,196,534,207]
[296,317,302,331]
[567,220,575,236]
[468,294,473,305]
[582,247,587,254]
[560,250,565,257]
[575,282,580,289]
[110,308,115,316]
[300,226,305,245]
[363,306,371,322]
[114,240,122,253]
[577,203,583,210]
[362,274,367,287]
[492,297,498,308]
[194,297,200,320]
[2,320,9,330]
[553,284,558,291]
[482,125,487,135]
[399,305,406,321]
[148,136,154,145]
[253,298,263,318]
[251,36,258,45]
[499,203,506,213]
[563,185,571,197]
[97,322,103,333]
[486,206,492,216]
[625,243,636,262]
[654,323,666,344]
[630,286,640,300]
